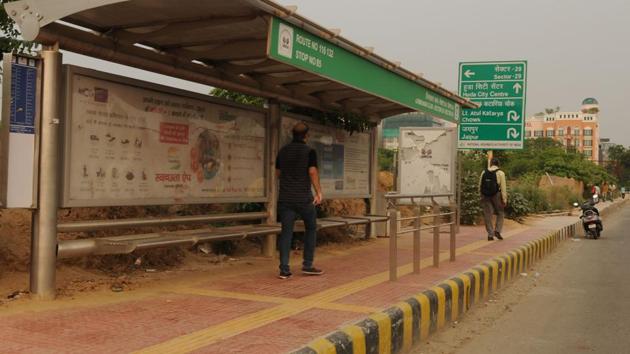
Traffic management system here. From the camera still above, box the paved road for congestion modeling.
[415,205,630,354]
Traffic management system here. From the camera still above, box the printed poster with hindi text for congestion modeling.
[64,73,266,206]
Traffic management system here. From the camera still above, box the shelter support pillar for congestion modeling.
[31,46,62,299]
[263,100,281,258]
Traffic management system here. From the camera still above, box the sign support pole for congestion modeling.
[487,150,493,168]
[456,152,462,233]
[30,45,62,299]
[263,100,280,258]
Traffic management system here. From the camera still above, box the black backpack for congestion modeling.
[481,169,500,196]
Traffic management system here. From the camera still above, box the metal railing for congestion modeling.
[385,193,458,281]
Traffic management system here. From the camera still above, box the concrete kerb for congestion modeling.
[290,199,628,354]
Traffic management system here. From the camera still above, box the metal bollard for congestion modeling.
[388,208,398,281]
[449,202,456,262]
[432,201,440,268]
[450,220,456,261]
[413,205,421,274]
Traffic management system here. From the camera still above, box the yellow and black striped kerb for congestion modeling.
[292,221,582,354]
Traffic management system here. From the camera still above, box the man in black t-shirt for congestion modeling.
[275,122,324,279]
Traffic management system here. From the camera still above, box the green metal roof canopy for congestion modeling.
[27,0,475,121]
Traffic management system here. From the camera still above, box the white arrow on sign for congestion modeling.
[507,128,520,139]
[464,69,476,79]
[507,110,521,122]
[513,82,523,94]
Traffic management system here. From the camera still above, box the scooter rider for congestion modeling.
[580,197,603,232]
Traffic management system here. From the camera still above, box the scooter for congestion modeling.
[574,194,603,239]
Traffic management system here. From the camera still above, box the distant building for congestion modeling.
[380,112,448,149]
[525,98,600,162]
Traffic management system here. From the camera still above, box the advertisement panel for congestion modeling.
[280,116,371,198]
[398,127,456,204]
[63,67,267,207]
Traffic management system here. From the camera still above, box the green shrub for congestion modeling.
[512,184,550,212]
[518,172,541,187]
[505,191,531,222]
[378,148,396,173]
[460,172,483,225]
[545,186,582,211]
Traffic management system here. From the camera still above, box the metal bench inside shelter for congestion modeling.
[56,211,389,259]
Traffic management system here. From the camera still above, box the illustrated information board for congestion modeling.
[458,61,527,150]
[280,116,371,198]
[398,127,456,202]
[64,71,266,207]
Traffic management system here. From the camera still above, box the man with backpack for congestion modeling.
[479,158,507,241]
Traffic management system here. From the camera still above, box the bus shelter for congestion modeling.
[2,0,475,299]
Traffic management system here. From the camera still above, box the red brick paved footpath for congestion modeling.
[0,202,618,354]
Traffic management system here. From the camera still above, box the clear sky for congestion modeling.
[56,0,630,146]
[273,0,630,145]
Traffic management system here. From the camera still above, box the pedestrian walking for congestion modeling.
[275,122,324,279]
[602,182,609,202]
[479,158,507,241]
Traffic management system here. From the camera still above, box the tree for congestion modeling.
[209,88,265,107]
[584,107,599,114]
[1,0,33,53]
[209,88,375,133]
[607,145,630,186]
[543,107,561,114]
[499,138,614,186]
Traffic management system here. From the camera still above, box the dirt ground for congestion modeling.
[0,198,368,304]
[0,237,372,307]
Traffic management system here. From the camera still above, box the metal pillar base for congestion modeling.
[263,234,277,258]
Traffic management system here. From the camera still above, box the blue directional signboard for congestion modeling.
[458,61,527,150]
[9,56,38,134]
[1,53,40,208]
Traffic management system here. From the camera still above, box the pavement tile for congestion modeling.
[192,309,356,354]
[0,294,275,353]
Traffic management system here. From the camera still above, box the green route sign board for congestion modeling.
[268,17,461,122]
[457,61,527,150]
